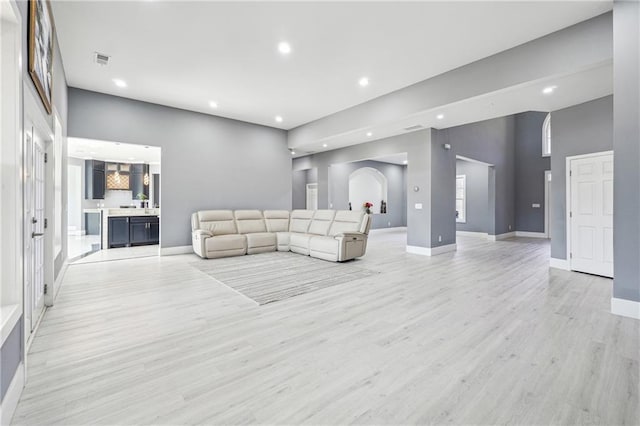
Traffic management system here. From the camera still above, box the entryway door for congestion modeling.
[306,183,318,210]
[568,152,613,278]
[24,127,47,334]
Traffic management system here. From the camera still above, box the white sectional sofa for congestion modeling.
[191,209,371,262]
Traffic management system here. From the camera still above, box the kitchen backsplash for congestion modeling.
[101,190,135,208]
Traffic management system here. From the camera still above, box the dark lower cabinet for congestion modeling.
[109,216,159,248]
[108,217,130,248]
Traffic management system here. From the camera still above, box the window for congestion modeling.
[542,113,551,157]
[456,175,466,223]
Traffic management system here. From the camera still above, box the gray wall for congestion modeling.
[328,160,407,229]
[613,0,640,302]
[292,170,307,210]
[67,88,291,248]
[0,317,22,401]
[515,112,551,233]
[550,96,613,260]
[456,160,490,233]
[435,115,517,237]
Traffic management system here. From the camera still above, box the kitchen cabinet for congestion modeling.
[108,215,159,248]
[108,217,130,248]
[85,160,105,200]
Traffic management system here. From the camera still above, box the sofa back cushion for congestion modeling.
[308,210,336,235]
[329,210,366,235]
[264,210,290,232]
[196,210,237,236]
[234,210,267,234]
[289,209,314,233]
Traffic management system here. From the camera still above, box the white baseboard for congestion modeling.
[456,231,488,238]
[49,259,69,304]
[488,232,516,241]
[515,231,548,238]
[611,297,640,320]
[407,243,457,256]
[370,226,407,233]
[67,229,86,236]
[0,362,24,426]
[160,245,193,256]
[550,257,570,270]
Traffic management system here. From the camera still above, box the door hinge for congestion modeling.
[44,218,48,229]
[44,153,48,163]
[569,211,572,218]
[569,170,572,177]
[570,253,573,259]
[44,284,48,294]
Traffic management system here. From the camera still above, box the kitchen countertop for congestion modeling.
[83,208,160,217]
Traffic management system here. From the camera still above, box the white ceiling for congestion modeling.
[293,62,613,156]
[68,137,161,164]
[52,1,612,130]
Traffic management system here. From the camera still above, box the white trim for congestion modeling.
[611,298,640,320]
[549,257,570,270]
[0,304,21,347]
[370,226,407,233]
[48,259,69,305]
[544,170,551,238]
[455,175,466,223]
[488,232,515,241]
[566,151,615,273]
[542,113,551,157]
[456,231,488,238]
[406,243,457,256]
[160,245,193,256]
[0,362,24,426]
[515,231,547,238]
[456,155,494,167]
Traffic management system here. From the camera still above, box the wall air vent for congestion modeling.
[403,125,424,132]
[94,52,110,66]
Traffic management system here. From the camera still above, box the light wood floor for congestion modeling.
[13,229,639,425]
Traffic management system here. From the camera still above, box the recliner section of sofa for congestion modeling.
[191,209,370,262]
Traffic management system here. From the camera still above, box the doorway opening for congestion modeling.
[66,138,162,263]
[455,156,495,238]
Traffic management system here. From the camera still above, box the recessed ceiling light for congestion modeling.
[359,77,369,87]
[290,150,296,155]
[112,78,127,88]
[403,160,408,165]
[542,86,557,94]
[209,101,218,108]
[436,114,444,120]
[322,143,328,148]
[275,116,283,123]
[278,42,291,55]
[366,132,373,137]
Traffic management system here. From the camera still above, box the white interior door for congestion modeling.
[569,153,613,277]
[306,183,318,210]
[24,128,46,333]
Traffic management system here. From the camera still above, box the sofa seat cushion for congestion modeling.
[205,234,247,253]
[289,232,313,255]
[309,236,339,262]
[246,232,276,249]
[276,232,291,251]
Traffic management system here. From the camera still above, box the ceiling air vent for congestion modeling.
[94,52,110,66]
[403,125,424,132]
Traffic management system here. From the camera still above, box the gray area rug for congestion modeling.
[191,252,378,305]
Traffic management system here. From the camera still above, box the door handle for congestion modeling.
[32,232,44,238]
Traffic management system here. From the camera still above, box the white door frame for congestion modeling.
[544,170,551,238]
[565,150,614,272]
[306,183,318,210]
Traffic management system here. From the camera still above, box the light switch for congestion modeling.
[415,203,423,210]
[532,203,541,208]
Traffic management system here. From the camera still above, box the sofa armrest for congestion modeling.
[192,229,213,258]
[334,232,366,241]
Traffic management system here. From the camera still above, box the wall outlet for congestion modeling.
[388,221,391,227]
[329,203,333,208]
[532,203,541,208]
[438,235,442,242]
[415,203,423,210]
[509,225,512,230]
